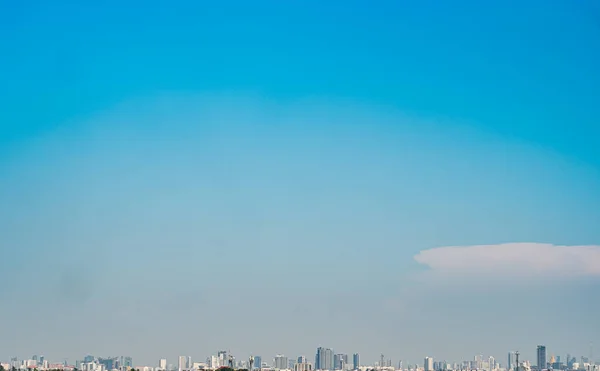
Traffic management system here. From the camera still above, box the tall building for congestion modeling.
[123,357,133,369]
[508,352,516,371]
[254,357,262,370]
[298,357,307,364]
[218,351,228,368]
[537,346,547,370]
[425,358,434,371]
[316,348,334,370]
[179,356,188,370]
[352,355,360,370]
[99,357,118,370]
[159,359,167,369]
[334,355,348,370]
[274,355,288,370]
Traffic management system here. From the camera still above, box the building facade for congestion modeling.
[537,346,546,370]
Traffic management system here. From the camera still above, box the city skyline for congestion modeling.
[1,0,599,367]
[3,345,598,370]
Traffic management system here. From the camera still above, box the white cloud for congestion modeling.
[414,242,600,278]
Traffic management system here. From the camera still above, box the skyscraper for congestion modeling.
[179,356,188,370]
[425,358,433,371]
[316,348,334,370]
[537,346,547,370]
[159,359,167,369]
[274,355,288,370]
[352,354,360,370]
[508,352,516,371]
[334,355,348,370]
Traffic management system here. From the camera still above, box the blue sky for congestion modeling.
[1,0,599,367]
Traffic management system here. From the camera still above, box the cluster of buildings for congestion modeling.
[2,346,598,371]
[0,356,132,371]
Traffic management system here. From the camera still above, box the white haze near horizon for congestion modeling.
[1,95,599,366]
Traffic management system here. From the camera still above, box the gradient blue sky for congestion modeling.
[1,0,600,367]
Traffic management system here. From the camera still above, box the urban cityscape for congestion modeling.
[2,7,599,371]
[2,346,598,371]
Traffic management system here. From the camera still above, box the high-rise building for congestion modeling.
[316,348,334,370]
[509,352,516,371]
[298,357,307,364]
[425,358,433,371]
[537,346,547,370]
[334,355,348,370]
[99,357,118,370]
[179,357,188,370]
[274,355,286,370]
[274,356,288,370]
[123,357,133,368]
[210,356,219,369]
[159,359,167,369]
[352,355,360,370]
[254,357,262,370]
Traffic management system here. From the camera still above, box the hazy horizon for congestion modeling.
[1,0,599,367]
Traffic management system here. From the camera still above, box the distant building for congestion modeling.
[352,355,359,371]
[334,355,347,370]
[159,360,167,369]
[99,357,118,370]
[295,363,312,371]
[274,355,288,370]
[425,358,433,371]
[122,357,133,369]
[509,352,516,371]
[179,357,188,371]
[537,346,546,370]
[316,348,334,370]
